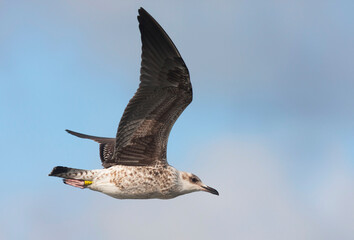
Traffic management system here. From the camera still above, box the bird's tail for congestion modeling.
[49,166,99,189]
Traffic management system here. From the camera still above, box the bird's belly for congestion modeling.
[88,165,179,199]
[93,183,169,199]
[89,178,172,199]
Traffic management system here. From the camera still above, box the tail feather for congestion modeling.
[49,166,71,176]
[49,166,96,181]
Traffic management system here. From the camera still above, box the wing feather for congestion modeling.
[66,130,115,164]
[103,8,192,168]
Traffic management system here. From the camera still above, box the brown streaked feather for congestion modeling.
[66,129,115,164]
[104,8,192,168]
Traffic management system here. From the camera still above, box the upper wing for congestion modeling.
[66,130,115,164]
[102,8,192,168]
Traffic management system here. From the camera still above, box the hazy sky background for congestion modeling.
[1,0,353,239]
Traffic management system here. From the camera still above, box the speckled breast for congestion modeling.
[92,165,181,199]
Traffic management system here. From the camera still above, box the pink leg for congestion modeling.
[63,179,85,189]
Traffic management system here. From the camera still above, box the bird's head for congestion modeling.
[179,172,219,196]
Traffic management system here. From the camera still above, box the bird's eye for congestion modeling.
[191,177,198,183]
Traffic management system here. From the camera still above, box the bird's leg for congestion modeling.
[63,179,93,189]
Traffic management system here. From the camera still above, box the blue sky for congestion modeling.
[1,1,354,239]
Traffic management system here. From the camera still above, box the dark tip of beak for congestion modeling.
[202,185,219,196]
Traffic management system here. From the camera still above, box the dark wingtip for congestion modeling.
[65,129,86,138]
[65,129,84,138]
[65,129,73,134]
[137,7,151,22]
[49,166,69,176]
[138,7,147,14]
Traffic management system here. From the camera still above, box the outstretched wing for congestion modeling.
[66,130,115,164]
[103,8,192,168]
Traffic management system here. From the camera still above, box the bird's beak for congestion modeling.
[201,185,219,195]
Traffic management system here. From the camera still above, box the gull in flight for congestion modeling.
[49,8,218,199]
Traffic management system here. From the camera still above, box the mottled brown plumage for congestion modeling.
[49,8,218,199]
[108,8,192,168]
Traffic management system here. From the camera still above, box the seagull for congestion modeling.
[49,8,218,199]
